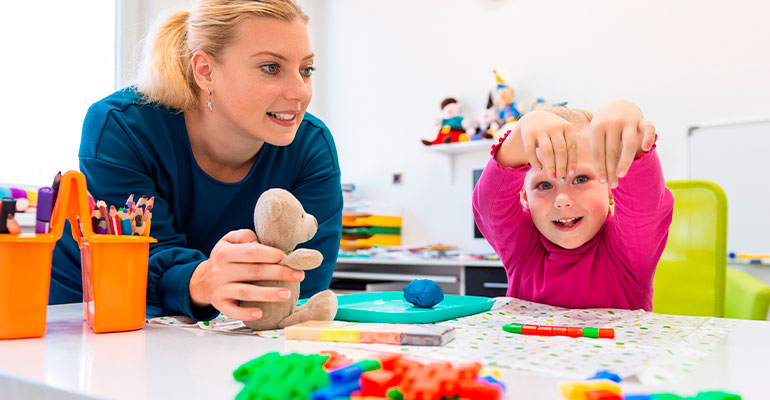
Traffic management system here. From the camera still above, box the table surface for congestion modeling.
[0,303,768,400]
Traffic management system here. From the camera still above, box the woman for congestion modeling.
[51,0,342,322]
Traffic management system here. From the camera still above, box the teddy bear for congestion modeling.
[241,188,337,330]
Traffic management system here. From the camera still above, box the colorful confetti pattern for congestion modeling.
[147,297,732,384]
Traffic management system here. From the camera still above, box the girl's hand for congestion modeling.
[518,110,579,180]
[189,229,305,321]
[589,99,657,188]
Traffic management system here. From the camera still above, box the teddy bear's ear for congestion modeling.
[267,198,283,221]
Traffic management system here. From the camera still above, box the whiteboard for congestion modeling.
[688,119,770,254]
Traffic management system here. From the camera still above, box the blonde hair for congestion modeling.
[137,0,308,111]
[538,106,593,129]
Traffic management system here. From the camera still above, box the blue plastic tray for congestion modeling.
[327,292,496,324]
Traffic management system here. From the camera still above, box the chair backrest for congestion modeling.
[653,180,727,317]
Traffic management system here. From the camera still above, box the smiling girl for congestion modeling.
[51,0,342,322]
[473,100,674,310]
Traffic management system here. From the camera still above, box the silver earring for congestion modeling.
[206,87,213,112]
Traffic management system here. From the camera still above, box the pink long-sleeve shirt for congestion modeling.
[472,138,674,311]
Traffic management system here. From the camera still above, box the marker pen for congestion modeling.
[36,187,53,234]
[0,197,16,234]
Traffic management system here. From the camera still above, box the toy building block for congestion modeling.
[622,392,742,400]
[694,391,742,400]
[585,389,622,400]
[329,359,382,384]
[358,369,400,397]
[233,352,330,400]
[311,380,360,400]
[559,379,622,400]
[456,378,502,400]
[479,375,506,392]
[319,350,353,371]
[587,370,621,383]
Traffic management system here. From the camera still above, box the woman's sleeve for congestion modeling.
[289,124,343,299]
[79,107,219,321]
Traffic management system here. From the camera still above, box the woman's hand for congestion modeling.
[189,229,305,321]
[590,99,657,188]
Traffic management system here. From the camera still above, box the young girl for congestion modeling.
[472,100,674,310]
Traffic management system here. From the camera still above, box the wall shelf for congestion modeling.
[423,140,495,183]
[424,139,494,154]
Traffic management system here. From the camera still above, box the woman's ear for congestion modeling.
[520,188,530,210]
[191,49,214,91]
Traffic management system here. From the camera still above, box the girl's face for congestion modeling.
[521,134,610,249]
[211,16,314,146]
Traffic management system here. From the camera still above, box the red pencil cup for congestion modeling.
[79,235,155,333]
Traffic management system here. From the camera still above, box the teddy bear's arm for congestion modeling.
[280,248,323,271]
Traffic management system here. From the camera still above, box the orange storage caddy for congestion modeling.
[0,171,156,339]
[0,231,58,339]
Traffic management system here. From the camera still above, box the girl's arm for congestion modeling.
[473,131,539,263]
[590,100,674,277]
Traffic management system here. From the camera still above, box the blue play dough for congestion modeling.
[403,279,444,308]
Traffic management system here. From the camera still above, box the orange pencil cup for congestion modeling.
[50,171,156,333]
[79,235,154,333]
[0,235,58,339]
[1,171,156,338]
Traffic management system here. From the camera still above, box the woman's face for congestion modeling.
[211,16,314,146]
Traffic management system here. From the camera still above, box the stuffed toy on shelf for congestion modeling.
[240,189,337,330]
[421,97,471,146]
[466,92,501,140]
[493,70,524,124]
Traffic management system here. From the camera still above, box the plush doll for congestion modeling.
[241,189,337,330]
[467,92,501,140]
[421,97,471,146]
[492,70,523,124]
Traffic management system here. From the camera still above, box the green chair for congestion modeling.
[653,180,727,317]
[725,267,770,320]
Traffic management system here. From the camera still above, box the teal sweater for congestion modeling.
[50,88,342,320]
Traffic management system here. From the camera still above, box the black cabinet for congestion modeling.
[465,266,508,297]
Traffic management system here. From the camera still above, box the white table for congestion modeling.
[0,303,768,400]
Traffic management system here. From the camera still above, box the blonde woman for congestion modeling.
[51,0,342,322]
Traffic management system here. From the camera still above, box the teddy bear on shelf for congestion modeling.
[466,92,501,140]
[493,70,524,124]
[421,97,471,146]
[241,188,337,330]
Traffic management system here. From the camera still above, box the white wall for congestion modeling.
[117,0,197,87]
[0,2,115,186]
[305,0,770,251]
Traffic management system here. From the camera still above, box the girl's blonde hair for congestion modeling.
[136,0,308,111]
[537,106,594,129]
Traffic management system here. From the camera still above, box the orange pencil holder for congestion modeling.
[0,235,58,339]
[0,171,156,339]
[79,235,153,333]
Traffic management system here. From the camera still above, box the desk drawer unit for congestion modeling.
[465,266,508,297]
